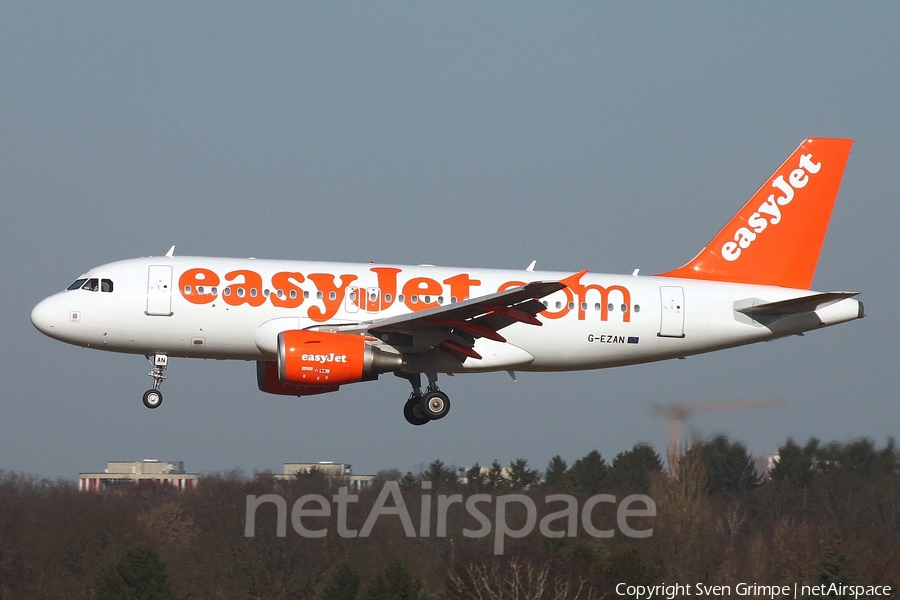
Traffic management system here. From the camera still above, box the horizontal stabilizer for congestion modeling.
[735,292,859,317]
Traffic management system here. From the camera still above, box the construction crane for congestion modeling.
[652,399,788,476]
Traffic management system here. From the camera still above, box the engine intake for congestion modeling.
[277,330,402,386]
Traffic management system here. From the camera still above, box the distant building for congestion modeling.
[79,460,198,492]
[273,462,375,491]
[459,464,515,484]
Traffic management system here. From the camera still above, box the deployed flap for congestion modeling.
[329,280,565,359]
[735,291,859,317]
[367,281,563,332]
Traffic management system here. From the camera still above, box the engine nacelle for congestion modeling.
[256,360,340,396]
[277,330,402,386]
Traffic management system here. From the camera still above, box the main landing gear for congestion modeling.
[142,353,168,409]
[402,373,451,426]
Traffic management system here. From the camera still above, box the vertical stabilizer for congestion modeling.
[658,138,853,289]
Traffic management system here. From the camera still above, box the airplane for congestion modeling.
[31,138,863,425]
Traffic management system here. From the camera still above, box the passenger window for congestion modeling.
[101,279,114,293]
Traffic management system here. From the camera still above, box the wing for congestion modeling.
[321,279,570,361]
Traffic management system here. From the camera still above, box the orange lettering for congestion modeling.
[497,280,525,292]
[270,271,306,308]
[580,283,631,321]
[402,277,442,311]
[179,268,219,305]
[369,267,402,311]
[539,287,572,319]
[223,270,266,307]
[559,270,631,322]
[444,273,480,301]
[307,273,358,321]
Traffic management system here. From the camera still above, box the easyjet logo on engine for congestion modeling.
[721,152,822,262]
[301,353,348,364]
[177,267,632,323]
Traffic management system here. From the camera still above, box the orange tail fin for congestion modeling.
[658,138,853,289]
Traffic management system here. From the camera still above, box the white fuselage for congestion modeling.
[31,256,863,374]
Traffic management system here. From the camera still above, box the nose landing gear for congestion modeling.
[143,354,168,409]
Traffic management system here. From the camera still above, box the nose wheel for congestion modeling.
[143,353,168,409]
[143,389,163,409]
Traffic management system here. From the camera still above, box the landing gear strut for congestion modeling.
[400,372,451,425]
[143,353,167,409]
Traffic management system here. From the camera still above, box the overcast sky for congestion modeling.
[2,3,898,480]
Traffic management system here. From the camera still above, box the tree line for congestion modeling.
[0,436,897,599]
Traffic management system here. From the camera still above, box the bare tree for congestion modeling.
[448,557,593,600]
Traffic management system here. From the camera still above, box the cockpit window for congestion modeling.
[67,278,113,292]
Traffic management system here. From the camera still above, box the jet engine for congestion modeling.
[256,360,340,396]
[277,329,402,386]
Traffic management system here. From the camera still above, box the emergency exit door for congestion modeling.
[658,286,685,338]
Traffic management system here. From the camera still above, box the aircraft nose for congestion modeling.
[31,295,63,337]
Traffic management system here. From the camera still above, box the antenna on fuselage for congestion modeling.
[165,245,175,257]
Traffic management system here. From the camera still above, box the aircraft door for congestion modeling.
[658,286,685,338]
[365,287,381,313]
[346,287,360,314]
[146,265,174,316]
